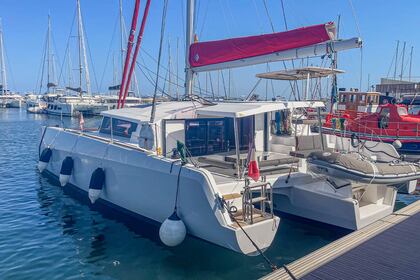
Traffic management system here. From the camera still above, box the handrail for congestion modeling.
[62,127,154,155]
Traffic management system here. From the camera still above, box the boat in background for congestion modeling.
[25,93,47,113]
[45,0,106,117]
[0,18,23,108]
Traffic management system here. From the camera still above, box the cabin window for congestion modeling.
[99,117,138,138]
[185,117,251,157]
[349,95,355,102]
[380,108,390,118]
[397,106,408,116]
[360,95,366,103]
[339,94,346,103]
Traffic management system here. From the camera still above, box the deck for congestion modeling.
[261,200,420,280]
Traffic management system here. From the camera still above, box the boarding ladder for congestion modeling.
[242,176,274,224]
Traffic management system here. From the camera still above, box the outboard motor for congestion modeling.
[159,211,186,247]
[38,148,52,173]
[88,168,105,204]
[59,157,74,187]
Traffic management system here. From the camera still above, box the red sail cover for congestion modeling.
[189,23,335,68]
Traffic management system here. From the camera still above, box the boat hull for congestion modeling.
[271,173,397,230]
[39,127,279,255]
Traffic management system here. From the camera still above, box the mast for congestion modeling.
[119,0,125,73]
[76,0,91,96]
[409,46,414,82]
[168,40,172,97]
[47,15,51,93]
[176,37,179,100]
[330,15,340,113]
[185,0,194,98]
[119,0,140,98]
[393,40,399,80]
[67,50,73,89]
[400,41,406,81]
[0,18,8,95]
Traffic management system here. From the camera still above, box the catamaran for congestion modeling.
[37,0,416,254]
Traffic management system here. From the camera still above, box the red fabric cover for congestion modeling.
[189,23,333,68]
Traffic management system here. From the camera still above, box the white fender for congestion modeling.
[59,174,70,187]
[159,212,186,247]
[37,161,48,173]
[88,189,102,204]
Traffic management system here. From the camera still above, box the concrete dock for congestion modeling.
[261,200,420,280]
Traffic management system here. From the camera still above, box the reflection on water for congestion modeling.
[0,108,417,280]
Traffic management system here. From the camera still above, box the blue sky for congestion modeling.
[1,0,420,99]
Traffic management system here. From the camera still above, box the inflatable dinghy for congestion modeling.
[307,151,420,185]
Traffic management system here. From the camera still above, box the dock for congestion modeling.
[262,200,420,280]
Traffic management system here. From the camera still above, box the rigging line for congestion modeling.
[262,0,275,32]
[136,59,216,97]
[217,0,232,36]
[51,31,62,86]
[348,0,361,37]
[386,47,396,79]
[82,21,100,93]
[150,0,169,123]
[220,70,228,98]
[180,0,186,47]
[194,0,201,33]
[136,63,173,99]
[280,0,288,30]
[36,29,48,94]
[252,0,265,32]
[245,78,262,101]
[3,42,16,91]
[209,71,215,99]
[99,15,119,92]
[198,0,210,38]
[57,9,77,89]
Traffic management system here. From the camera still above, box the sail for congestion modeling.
[189,23,336,72]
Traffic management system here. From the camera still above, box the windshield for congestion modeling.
[397,106,408,116]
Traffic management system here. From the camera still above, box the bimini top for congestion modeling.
[196,102,286,118]
[102,101,206,123]
[102,100,325,123]
[256,67,345,81]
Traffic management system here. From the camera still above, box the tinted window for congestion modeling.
[99,117,138,138]
[397,106,408,116]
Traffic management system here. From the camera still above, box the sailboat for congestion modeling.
[45,0,103,117]
[27,15,58,114]
[0,18,23,108]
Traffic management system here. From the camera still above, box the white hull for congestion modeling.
[272,173,397,230]
[40,126,279,254]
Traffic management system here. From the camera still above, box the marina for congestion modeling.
[1,0,420,279]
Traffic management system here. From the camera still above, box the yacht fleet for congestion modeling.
[1,0,419,258]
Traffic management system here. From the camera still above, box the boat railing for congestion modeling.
[328,115,420,139]
[63,127,154,154]
[349,119,420,138]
